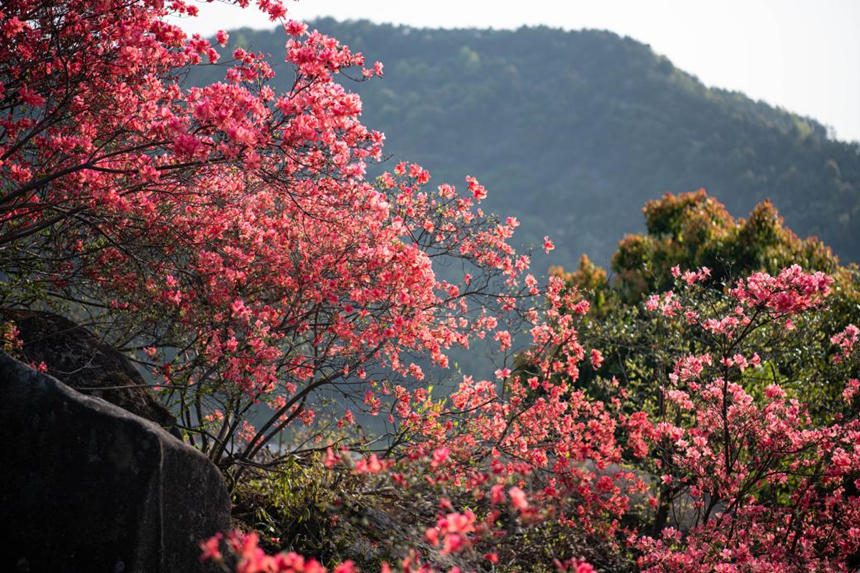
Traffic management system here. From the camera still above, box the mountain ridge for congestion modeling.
[200,19,860,268]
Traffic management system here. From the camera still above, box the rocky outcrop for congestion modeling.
[0,308,179,436]
[0,352,230,572]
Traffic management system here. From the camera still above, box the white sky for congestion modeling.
[172,0,860,142]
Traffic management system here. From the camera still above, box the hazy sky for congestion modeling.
[172,0,860,142]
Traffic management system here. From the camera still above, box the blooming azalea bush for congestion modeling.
[202,263,860,571]
[400,266,859,571]
[625,267,860,570]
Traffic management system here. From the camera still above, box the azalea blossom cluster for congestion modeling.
[201,531,330,573]
[631,267,860,571]
[729,265,832,316]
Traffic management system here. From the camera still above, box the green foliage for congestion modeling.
[609,190,843,303]
[232,457,344,560]
[479,517,634,572]
[232,456,408,570]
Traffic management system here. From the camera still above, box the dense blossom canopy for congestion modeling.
[0,0,541,471]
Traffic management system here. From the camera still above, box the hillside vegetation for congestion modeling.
[203,19,860,268]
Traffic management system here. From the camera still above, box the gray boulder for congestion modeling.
[0,308,179,437]
[0,352,230,572]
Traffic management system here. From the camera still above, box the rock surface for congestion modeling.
[0,352,230,572]
[0,308,179,436]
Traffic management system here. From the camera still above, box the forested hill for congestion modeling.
[204,19,860,267]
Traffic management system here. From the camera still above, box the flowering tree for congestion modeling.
[0,0,550,476]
